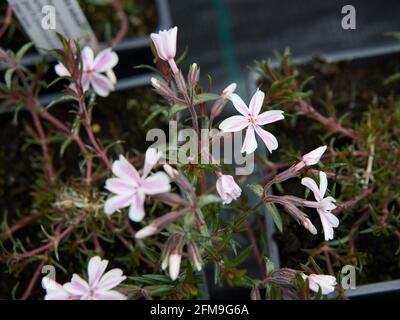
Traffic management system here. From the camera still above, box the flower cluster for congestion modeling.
[42,256,126,300]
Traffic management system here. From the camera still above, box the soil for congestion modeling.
[0,0,158,53]
[259,52,400,285]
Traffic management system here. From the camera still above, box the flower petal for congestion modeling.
[93,48,119,73]
[105,178,136,195]
[92,290,126,300]
[128,191,145,222]
[63,274,89,296]
[249,90,264,116]
[97,269,126,291]
[104,193,134,215]
[81,47,94,71]
[301,177,323,202]
[112,155,141,184]
[167,26,178,58]
[150,33,167,60]
[88,256,108,287]
[91,73,114,97]
[320,213,334,240]
[54,63,70,77]
[254,126,279,153]
[81,74,90,92]
[219,115,249,132]
[241,125,258,154]
[141,172,171,195]
[142,148,161,179]
[319,171,328,197]
[256,110,284,125]
[229,93,249,116]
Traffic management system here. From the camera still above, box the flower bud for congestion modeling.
[151,77,174,98]
[221,83,237,99]
[163,164,195,196]
[169,249,182,281]
[250,287,261,300]
[135,225,157,239]
[188,242,202,272]
[301,217,318,235]
[216,173,242,204]
[188,63,200,87]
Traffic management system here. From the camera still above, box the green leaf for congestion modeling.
[193,93,220,105]
[45,94,73,110]
[168,103,187,118]
[16,43,33,61]
[4,68,15,89]
[146,285,174,296]
[265,203,283,232]
[247,183,264,197]
[197,194,221,208]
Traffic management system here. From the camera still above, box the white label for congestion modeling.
[7,0,98,52]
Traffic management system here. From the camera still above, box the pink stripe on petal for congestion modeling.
[64,275,89,296]
[88,256,108,287]
[256,110,284,125]
[241,125,258,154]
[249,90,265,116]
[81,47,94,71]
[128,192,145,222]
[219,115,249,132]
[141,172,171,195]
[105,178,136,195]
[230,93,250,116]
[112,155,141,183]
[93,48,119,73]
[104,193,134,215]
[254,126,279,153]
[81,74,90,92]
[151,33,167,60]
[97,269,126,291]
[91,73,114,97]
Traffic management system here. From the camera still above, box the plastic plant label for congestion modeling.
[7,0,98,53]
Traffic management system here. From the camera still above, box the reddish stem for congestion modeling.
[20,254,48,300]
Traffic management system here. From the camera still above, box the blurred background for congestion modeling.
[171,0,400,96]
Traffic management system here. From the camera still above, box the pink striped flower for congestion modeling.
[219,90,284,154]
[62,256,126,300]
[42,277,77,300]
[216,173,242,204]
[55,47,118,97]
[151,26,179,74]
[301,171,339,240]
[104,148,171,222]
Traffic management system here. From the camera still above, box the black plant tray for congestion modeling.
[0,0,171,112]
[247,43,400,299]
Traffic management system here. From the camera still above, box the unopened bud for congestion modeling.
[169,249,182,281]
[188,63,200,87]
[302,146,327,166]
[151,77,161,89]
[188,242,202,272]
[163,164,195,196]
[301,217,318,235]
[250,287,261,300]
[151,77,174,98]
[135,225,157,239]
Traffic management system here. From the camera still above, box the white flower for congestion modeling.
[104,148,171,222]
[63,256,126,300]
[55,47,118,97]
[302,274,337,295]
[169,250,182,281]
[42,277,77,300]
[301,171,339,240]
[302,146,327,166]
[219,90,284,154]
[150,26,179,74]
[216,174,242,204]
